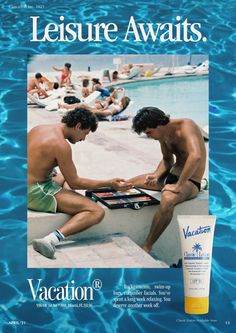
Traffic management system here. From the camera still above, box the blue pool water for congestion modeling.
[0,0,235,332]
[121,76,208,126]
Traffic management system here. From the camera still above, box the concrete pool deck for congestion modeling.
[28,235,169,269]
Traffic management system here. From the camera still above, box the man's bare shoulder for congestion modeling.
[181,118,197,126]
[179,118,200,133]
[30,124,60,135]
[29,124,70,150]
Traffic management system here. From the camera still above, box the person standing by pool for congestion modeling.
[28,107,132,259]
[53,62,72,87]
[129,107,206,253]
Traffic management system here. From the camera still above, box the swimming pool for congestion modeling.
[121,76,208,126]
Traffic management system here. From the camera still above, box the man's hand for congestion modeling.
[110,178,132,191]
[50,168,57,177]
[144,174,157,187]
[162,183,182,194]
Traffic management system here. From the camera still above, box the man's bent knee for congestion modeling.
[160,192,176,211]
[93,205,105,225]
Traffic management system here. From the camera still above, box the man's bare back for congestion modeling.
[28,124,66,185]
[27,77,40,92]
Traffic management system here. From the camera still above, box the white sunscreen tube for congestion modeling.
[177,215,216,314]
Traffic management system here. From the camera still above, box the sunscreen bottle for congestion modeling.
[177,215,216,314]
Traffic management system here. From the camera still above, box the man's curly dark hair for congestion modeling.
[132,107,170,134]
[61,108,98,132]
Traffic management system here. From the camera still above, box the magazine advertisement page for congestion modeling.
[0,1,235,332]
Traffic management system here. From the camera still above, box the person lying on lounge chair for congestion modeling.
[94,87,124,110]
[120,64,133,74]
[59,96,130,117]
[94,96,130,116]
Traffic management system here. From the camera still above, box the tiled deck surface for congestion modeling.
[28,235,168,269]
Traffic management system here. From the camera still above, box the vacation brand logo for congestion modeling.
[183,225,211,239]
[184,243,210,260]
[27,279,102,301]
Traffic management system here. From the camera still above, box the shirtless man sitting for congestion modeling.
[129,107,206,253]
[28,107,131,259]
[28,73,59,98]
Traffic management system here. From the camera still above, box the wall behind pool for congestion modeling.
[28,54,208,72]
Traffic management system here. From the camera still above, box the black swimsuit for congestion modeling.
[165,172,201,192]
